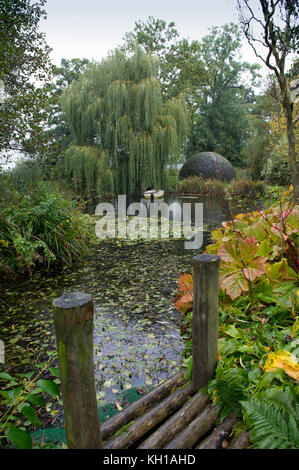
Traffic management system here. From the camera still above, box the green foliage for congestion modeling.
[175,190,299,448]
[0,0,52,155]
[210,371,247,420]
[206,190,298,302]
[164,172,179,193]
[241,387,299,449]
[63,145,99,196]
[242,91,277,180]
[262,154,291,186]
[185,24,260,165]
[38,58,90,163]
[8,159,44,192]
[177,176,265,200]
[177,176,226,197]
[0,351,60,449]
[62,47,190,195]
[228,178,264,199]
[0,182,95,276]
[122,20,260,166]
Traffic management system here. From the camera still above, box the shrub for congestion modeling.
[228,178,264,199]
[9,159,44,192]
[164,173,179,193]
[177,176,226,198]
[262,155,291,186]
[0,183,95,276]
[175,187,299,448]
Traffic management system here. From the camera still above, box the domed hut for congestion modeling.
[179,152,235,182]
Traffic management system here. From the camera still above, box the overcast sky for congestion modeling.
[39,0,261,66]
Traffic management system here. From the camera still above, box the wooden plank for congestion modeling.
[192,254,220,391]
[53,292,102,449]
[227,431,250,449]
[165,404,218,449]
[138,391,210,449]
[196,414,238,449]
[101,369,186,441]
[104,385,193,449]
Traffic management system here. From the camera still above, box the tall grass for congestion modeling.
[177,176,264,199]
[229,178,264,199]
[177,176,226,198]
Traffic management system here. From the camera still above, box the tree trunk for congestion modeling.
[286,109,299,202]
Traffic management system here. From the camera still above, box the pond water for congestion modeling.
[0,195,227,411]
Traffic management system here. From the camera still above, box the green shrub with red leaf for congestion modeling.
[174,188,299,449]
[176,188,298,313]
[205,190,298,308]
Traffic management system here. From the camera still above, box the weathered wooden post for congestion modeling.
[192,254,220,391]
[53,291,102,449]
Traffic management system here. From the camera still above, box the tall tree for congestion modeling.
[122,20,260,165]
[62,48,189,195]
[34,58,90,167]
[0,0,52,157]
[237,0,299,198]
[121,17,207,99]
[186,24,260,164]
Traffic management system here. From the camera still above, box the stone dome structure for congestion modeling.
[179,152,235,182]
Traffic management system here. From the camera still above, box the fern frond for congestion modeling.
[264,387,298,425]
[215,377,246,420]
[241,394,299,449]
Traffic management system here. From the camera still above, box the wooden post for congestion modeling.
[53,291,102,449]
[192,254,220,391]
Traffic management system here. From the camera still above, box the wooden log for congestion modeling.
[101,369,186,441]
[192,254,220,391]
[53,291,102,449]
[138,391,210,449]
[165,404,218,449]
[227,431,250,449]
[196,413,238,449]
[104,385,193,449]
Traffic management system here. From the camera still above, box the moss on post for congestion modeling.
[53,291,102,449]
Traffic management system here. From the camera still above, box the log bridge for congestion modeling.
[52,254,250,450]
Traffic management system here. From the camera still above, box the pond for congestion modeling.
[0,195,227,413]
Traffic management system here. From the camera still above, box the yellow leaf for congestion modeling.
[264,350,299,381]
[115,401,123,411]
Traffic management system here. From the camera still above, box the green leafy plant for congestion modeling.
[0,182,95,276]
[0,351,61,449]
[174,189,299,448]
[241,387,299,449]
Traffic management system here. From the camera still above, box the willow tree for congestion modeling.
[62,48,189,194]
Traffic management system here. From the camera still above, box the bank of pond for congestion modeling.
[0,184,298,449]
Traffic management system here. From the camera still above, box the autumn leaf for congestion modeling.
[178,273,193,292]
[264,350,299,381]
[220,272,249,300]
[243,256,267,282]
[175,272,194,313]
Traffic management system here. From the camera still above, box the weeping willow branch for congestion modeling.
[61,47,190,195]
